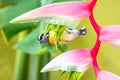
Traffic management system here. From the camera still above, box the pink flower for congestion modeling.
[10,0,120,80]
[10,1,90,25]
[41,48,92,72]
[97,71,120,80]
[99,25,120,47]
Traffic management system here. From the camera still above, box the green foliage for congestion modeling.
[0,0,85,80]
[0,0,40,40]
[14,26,42,54]
[57,44,68,52]
[41,0,84,5]
[2,23,38,41]
[68,72,84,80]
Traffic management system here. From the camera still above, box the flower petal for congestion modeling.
[41,48,92,72]
[10,1,90,25]
[97,71,120,80]
[99,25,120,47]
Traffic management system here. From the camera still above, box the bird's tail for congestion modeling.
[79,27,87,35]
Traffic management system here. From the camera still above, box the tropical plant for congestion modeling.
[1,0,120,80]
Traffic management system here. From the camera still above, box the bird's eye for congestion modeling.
[38,33,44,41]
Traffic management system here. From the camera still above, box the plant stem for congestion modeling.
[89,0,100,35]
[30,53,50,80]
[89,0,101,75]
[13,31,30,80]
[90,37,101,75]
[89,0,97,12]
[89,0,101,57]
[40,53,50,80]
[89,13,101,35]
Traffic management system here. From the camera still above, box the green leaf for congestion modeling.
[0,0,40,23]
[68,72,83,80]
[68,72,75,80]
[0,0,41,40]
[58,44,67,52]
[41,43,56,55]
[14,26,42,54]
[2,23,38,41]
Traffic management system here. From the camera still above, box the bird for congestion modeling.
[38,27,87,45]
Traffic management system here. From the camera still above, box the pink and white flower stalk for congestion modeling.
[10,0,120,80]
[10,1,90,25]
[99,25,120,47]
[41,48,92,72]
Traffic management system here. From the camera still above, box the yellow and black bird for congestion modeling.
[38,27,87,45]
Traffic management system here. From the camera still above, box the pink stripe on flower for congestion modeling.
[41,48,92,72]
[10,1,90,25]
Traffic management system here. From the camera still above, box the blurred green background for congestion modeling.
[0,0,120,80]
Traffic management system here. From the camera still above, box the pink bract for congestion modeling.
[99,25,120,47]
[97,71,120,80]
[10,1,90,25]
[41,48,92,72]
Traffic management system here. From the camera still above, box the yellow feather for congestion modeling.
[49,30,70,44]
[49,30,56,44]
